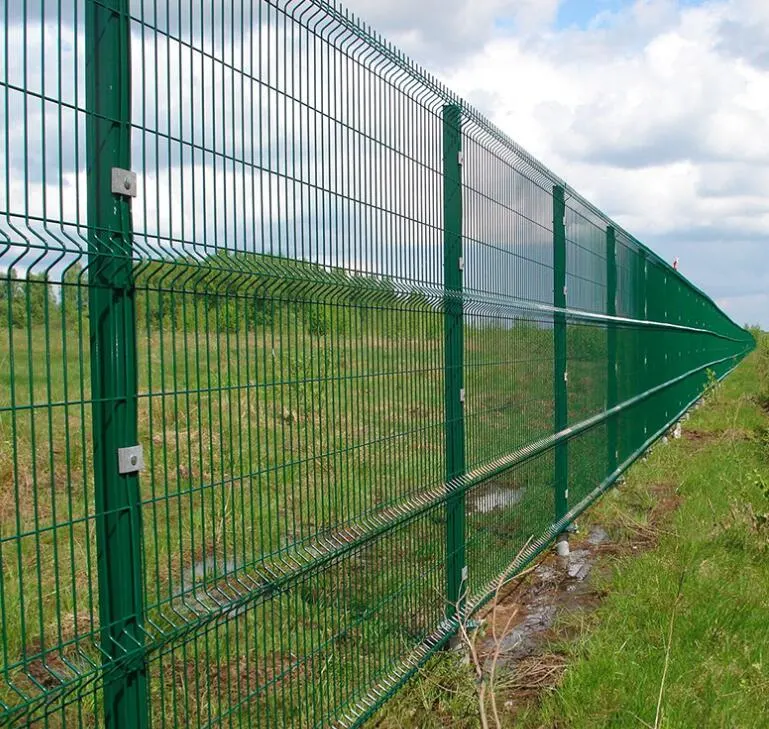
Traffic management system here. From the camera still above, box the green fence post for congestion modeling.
[86,3,149,729]
[606,226,618,472]
[443,104,466,623]
[662,269,669,424]
[638,249,649,442]
[553,186,568,534]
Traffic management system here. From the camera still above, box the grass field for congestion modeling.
[0,277,746,727]
[370,333,767,728]
[0,293,577,727]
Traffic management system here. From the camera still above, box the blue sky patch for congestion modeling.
[555,0,706,30]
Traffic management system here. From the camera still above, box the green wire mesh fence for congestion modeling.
[0,1,754,728]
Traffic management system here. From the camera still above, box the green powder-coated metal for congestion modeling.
[443,104,466,619]
[0,2,755,728]
[607,226,618,473]
[553,185,568,524]
[85,3,149,729]
[639,250,650,442]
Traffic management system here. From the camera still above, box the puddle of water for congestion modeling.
[183,557,239,583]
[533,564,559,584]
[472,486,525,514]
[479,526,612,670]
[177,557,245,617]
[565,550,591,581]
[495,604,557,661]
[587,525,610,546]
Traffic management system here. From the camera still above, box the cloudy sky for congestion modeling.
[343,0,769,327]
[2,0,765,327]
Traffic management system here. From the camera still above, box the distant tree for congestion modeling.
[27,273,54,325]
[61,262,88,323]
[0,268,19,328]
[127,249,412,339]
[0,268,55,328]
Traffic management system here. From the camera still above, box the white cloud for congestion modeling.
[341,0,560,66]
[3,0,766,327]
[432,0,769,326]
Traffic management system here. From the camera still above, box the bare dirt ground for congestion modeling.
[474,481,682,719]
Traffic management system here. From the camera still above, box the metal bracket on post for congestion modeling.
[111,168,137,197]
[118,445,144,475]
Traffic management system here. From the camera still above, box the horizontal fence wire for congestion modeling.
[0,1,755,728]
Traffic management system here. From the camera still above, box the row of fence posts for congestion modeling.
[82,0,643,719]
[441,104,637,614]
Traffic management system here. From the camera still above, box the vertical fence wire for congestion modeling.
[0,1,756,728]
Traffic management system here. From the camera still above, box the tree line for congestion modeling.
[1,252,442,338]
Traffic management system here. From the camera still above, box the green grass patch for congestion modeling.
[371,337,767,729]
[517,339,769,728]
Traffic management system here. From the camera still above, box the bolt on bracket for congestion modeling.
[118,445,144,474]
[111,168,137,197]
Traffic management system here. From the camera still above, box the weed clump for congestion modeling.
[755,332,769,413]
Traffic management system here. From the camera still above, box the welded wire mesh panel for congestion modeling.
[462,118,555,474]
[564,199,607,428]
[565,198,607,316]
[0,3,104,727]
[129,2,454,728]
[0,1,755,728]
